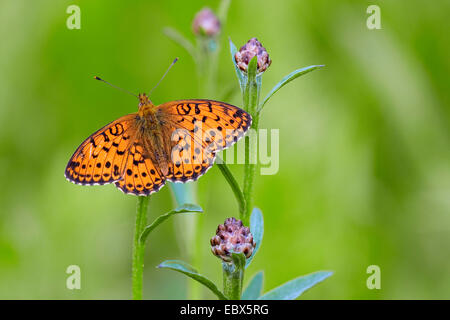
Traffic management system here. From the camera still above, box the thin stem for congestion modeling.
[243,113,259,225]
[196,37,219,97]
[222,262,244,300]
[132,196,150,300]
[242,67,261,225]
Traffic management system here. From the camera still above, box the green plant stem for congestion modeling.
[242,67,261,225]
[196,37,219,97]
[243,113,259,225]
[222,262,244,300]
[132,196,150,300]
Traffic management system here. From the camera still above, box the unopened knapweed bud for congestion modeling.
[235,38,272,73]
[210,217,256,263]
[192,8,221,37]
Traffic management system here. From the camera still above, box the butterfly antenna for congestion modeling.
[93,76,139,98]
[148,57,179,96]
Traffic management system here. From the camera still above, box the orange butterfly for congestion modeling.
[65,87,251,196]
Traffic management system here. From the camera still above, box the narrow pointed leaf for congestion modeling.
[158,260,228,300]
[242,271,264,300]
[258,271,333,300]
[168,182,196,206]
[258,65,324,112]
[216,161,246,215]
[231,252,246,270]
[140,204,202,243]
[229,38,246,91]
[247,56,258,83]
[245,208,264,268]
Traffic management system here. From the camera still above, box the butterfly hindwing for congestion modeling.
[167,129,216,183]
[114,141,166,195]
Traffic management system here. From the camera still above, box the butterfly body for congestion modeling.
[65,94,251,196]
[135,94,173,175]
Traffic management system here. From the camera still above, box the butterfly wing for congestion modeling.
[157,99,252,183]
[66,99,251,194]
[65,113,167,196]
[114,140,166,196]
[65,114,137,185]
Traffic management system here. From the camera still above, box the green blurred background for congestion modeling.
[0,0,449,299]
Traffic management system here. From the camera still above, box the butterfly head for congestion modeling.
[138,93,156,117]
[138,93,153,107]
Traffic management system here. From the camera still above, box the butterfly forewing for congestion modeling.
[158,99,252,183]
[65,114,137,185]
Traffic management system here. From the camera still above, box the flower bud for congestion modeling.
[210,217,256,263]
[235,38,272,73]
[192,8,221,37]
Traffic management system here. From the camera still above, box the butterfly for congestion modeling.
[65,93,252,196]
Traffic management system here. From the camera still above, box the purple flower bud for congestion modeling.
[192,8,221,37]
[210,217,256,263]
[235,38,272,73]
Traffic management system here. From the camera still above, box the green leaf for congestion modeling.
[247,56,258,83]
[163,27,197,63]
[140,204,202,244]
[229,38,246,92]
[216,160,246,216]
[245,208,264,268]
[242,271,264,300]
[258,271,333,300]
[168,182,196,206]
[258,65,324,112]
[231,252,246,270]
[158,260,228,300]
